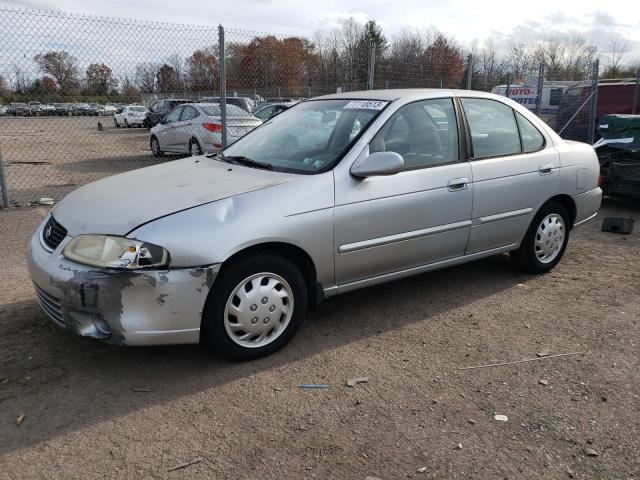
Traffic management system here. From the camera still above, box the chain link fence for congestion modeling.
[1,7,639,207]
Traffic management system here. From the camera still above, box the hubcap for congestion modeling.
[191,142,202,156]
[534,214,565,264]
[223,272,294,348]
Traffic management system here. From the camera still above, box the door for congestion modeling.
[157,106,184,151]
[334,97,473,285]
[460,97,560,254]
[173,105,200,151]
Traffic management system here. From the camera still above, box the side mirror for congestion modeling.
[351,151,404,178]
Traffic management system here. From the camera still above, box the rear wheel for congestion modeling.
[150,136,164,157]
[190,138,203,156]
[201,254,308,360]
[510,200,570,274]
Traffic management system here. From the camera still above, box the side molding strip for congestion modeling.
[338,220,473,254]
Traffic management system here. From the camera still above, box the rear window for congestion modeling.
[129,106,146,112]
[201,104,250,117]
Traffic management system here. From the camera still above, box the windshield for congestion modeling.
[220,99,387,174]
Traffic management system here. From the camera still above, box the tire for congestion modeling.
[114,117,120,128]
[201,254,308,360]
[150,136,164,157]
[510,200,570,274]
[189,138,203,156]
[124,119,130,128]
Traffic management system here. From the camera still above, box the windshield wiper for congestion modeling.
[222,155,274,171]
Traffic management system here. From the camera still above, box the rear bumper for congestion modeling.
[26,219,220,346]
[572,187,602,226]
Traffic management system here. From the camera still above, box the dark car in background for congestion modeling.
[143,99,194,128]
[7,102,30,116]
[253,102,296,122]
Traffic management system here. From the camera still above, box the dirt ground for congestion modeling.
[0,198,638,480]
[0,116,168,206]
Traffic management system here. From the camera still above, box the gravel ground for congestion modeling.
[0,198,638,480]
[0,116,167,205]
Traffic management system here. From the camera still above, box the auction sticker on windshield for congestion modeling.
[344,100,388,110]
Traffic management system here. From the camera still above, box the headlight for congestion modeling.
[63,235,169,269]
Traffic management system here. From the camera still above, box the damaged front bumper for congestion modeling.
[26,223,220,346]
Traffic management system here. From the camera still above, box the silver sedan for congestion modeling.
[27,89,602,359]
[149,103,261,156]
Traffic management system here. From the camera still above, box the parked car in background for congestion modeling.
[199,96,255,113]
[29,89,601,360]
[52,103,72,116]
[28,101,43,116]
[150,103,261,156]
[594,114,640,199]
[40,104,56,116]
[0,104,8,116]
[114,105,149,127]
[143,99,194,128]
[102,104,117,115]
[71,103,94,116]
[253,102,296,122]
[7,102,30,116]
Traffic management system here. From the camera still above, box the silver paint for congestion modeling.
[27,89,602,346]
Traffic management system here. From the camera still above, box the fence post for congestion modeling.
[0,146,10,208]
[587,59,599,145]
[633,68,639,115]
[218,24,227,149]
[535,62,545,116]
[367,40,376,90]
[465,54,473,90]
[505,74,511,98]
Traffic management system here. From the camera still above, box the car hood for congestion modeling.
[53,157,296,236]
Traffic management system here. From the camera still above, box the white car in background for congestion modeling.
[150,103,262,157]
[114,105,148,128]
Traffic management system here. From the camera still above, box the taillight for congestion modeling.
[598,175,602,187]
[202,123,222,132]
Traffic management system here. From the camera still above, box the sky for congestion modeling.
[1,0,639,63]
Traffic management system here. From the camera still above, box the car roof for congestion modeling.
[313,88,502,102]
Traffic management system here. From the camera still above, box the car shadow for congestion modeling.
[0,253,531,455]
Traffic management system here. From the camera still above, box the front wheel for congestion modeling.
[150,136,164,157]
[201,254,308,360]
[510,200,570,274]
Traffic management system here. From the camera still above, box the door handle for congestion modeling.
[539,163,554,175]
[447,177,469,191]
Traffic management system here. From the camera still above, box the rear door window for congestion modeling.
[462,98,521,158]
[181,106,199,121]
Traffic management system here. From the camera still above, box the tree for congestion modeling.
[41,76,57,94]
[33,51,79,93]
[120,76,140,98]
[186,48,218,91]
[360,20,388,55]
[423,35,465,88]
[0,74,8,97]
[135,62,158,93]
[603,37,630,78]
[85,63,118,95]
[156,64,179,92]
